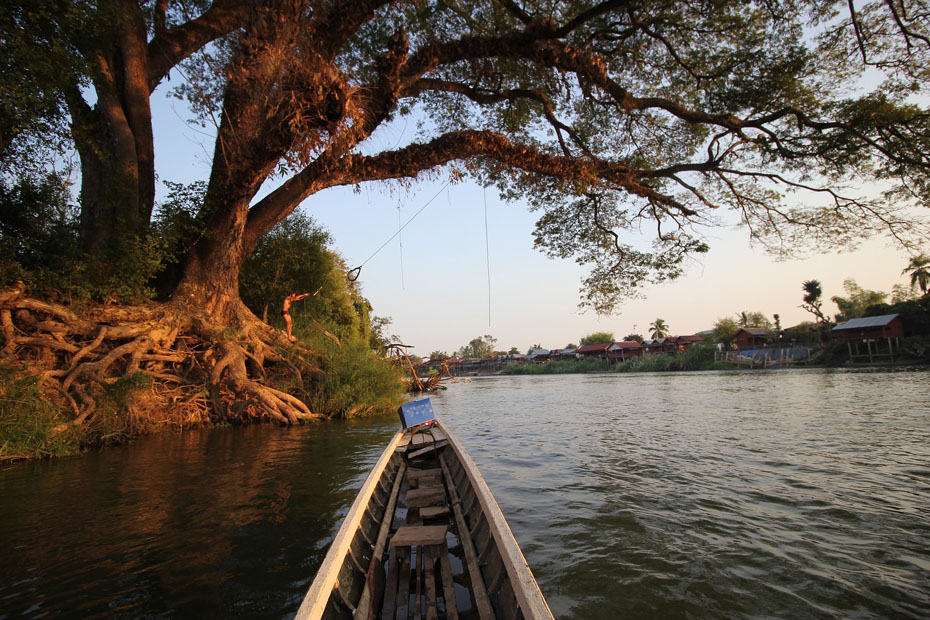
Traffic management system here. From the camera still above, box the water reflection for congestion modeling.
[0,421,397,619]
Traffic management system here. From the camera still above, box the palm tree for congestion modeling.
[902,253,930,295]
[649,318,669,339]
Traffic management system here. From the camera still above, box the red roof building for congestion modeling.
[575,343,613,358]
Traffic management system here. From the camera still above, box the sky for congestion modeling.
[152,89,922,359]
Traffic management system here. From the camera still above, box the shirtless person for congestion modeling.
[282,292,309,342]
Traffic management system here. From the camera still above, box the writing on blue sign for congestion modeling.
[398,398,435,428]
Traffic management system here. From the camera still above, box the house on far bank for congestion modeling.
[554,348,577,361]
[575,343,613,359]
[642,338,666,354]
[608,341,644,360]
[735,328,770,350]
[832,313,904,364]
[643,335,704,354]
[832,314,904,341]
[669,334,704,352]
[527,348,551,363]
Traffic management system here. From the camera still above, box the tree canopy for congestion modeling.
[3,0,930,317]
[831,278,887,321]
[579,331,614,345]
[737,311,773,330]
[712,317,740,347]
[801,279,828,324]
[457,334,498,358]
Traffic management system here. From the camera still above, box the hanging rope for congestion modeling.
[484,186,492,327]
[398,203,405,290]
[347,180,451,280]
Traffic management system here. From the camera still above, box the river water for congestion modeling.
[1,368,928,619]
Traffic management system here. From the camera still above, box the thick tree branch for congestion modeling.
[146,0,253,91]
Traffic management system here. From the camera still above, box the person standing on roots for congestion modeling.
[282,292,309,342]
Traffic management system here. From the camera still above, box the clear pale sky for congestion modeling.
[152,88,920,359]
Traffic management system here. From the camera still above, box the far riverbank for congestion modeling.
[469,342,930,376]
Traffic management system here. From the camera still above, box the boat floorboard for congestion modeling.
[373,429,487,620]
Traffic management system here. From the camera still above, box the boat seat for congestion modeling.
[420,506,450,520]
[390,525,448,547]
[405,487,446,509]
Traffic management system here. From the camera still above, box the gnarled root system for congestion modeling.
[0,283,323,435]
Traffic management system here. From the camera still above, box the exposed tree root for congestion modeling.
[0,283,323,438]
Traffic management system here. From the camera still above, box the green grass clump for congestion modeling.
[297,324,405,419]
[0,372,82,461]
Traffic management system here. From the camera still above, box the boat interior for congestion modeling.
[321,424,528,620]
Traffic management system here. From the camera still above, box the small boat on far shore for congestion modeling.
[295,399,553,620]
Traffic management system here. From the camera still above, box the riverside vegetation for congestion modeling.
[505,343,733,375]
[0,208,405,462]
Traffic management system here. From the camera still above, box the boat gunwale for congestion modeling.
[294,430,404,620]
[437,420,555,620]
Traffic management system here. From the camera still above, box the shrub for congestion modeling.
[296,321,405,418]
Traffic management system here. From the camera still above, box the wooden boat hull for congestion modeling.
[295,420,553,620]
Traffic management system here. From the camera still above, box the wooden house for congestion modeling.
[527,348,551,363]
[735,328,770,349]
[575,343,613,359]
[832,314,904,364]
[607,341,644,360]
[642,338,667,354]
[831,314,904,341]
[674,334,705,351]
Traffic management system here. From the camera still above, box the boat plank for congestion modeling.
[355,461,407,620]
[391,525,448,547]
[439,543,459,620]
[420,506,449,520]
[424,546,439,620]
[405,488,446,509]
[407,468,442,480]
[395,548,412,620]
[439,454,495,620]
[381,547,399,620]
[408,440,449,460]
[414,548,423,620]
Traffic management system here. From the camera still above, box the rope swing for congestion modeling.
[346,180,451,281]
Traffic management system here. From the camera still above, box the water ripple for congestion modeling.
[433,369,930,620]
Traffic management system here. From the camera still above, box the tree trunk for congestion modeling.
[70,0,156,258]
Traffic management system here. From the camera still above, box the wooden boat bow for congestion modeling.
[295,411,553,620]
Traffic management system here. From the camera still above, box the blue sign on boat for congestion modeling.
[399,398,436,429]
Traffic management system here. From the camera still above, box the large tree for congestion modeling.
[831,278,887,320]
[4,0,930,424]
